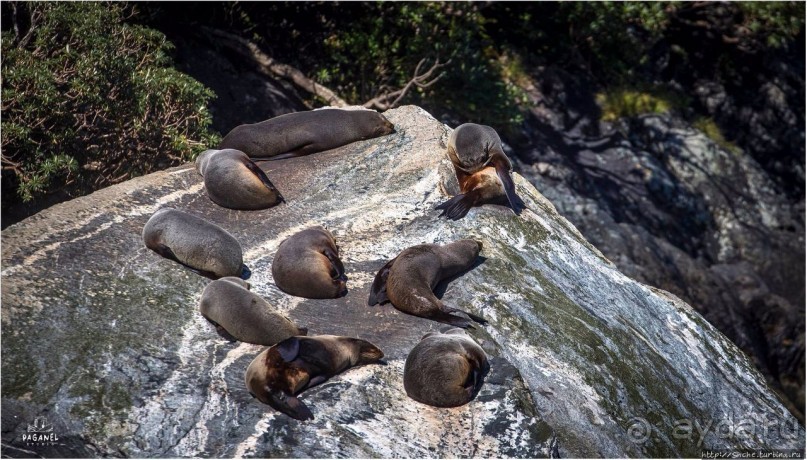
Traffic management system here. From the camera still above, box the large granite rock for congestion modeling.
[1,106,803,458]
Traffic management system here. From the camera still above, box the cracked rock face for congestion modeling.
[1,106,803,458]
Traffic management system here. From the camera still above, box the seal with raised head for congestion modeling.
[219,109,395,160]
[436,123,525,220]
[195,149,284,210]
[244,335,385,420]
[199,277,306,345]
[272,226,347,299]
[142,207,250,279]
[404,327,489,407]
[368,239,486,328]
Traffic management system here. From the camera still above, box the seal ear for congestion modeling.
[368,258,396,306]
[275,337,301,362]
[490,153,525,215]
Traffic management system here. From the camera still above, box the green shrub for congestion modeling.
[693,117,741,154]
[1,2,219,206]
[596,88,687,121]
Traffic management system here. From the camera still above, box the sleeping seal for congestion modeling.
[245,335,384,420]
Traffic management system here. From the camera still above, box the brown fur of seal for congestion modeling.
[436,123,525,220]
[199,277,306,345]
[142,207,250,279]
[272,226,347,299]
[367,239,486,328]
[195,149,284,210]
[244,335,384,420]
[219,109,395,160]
[404,327,489,407]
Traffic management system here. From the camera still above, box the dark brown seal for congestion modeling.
[404,327,489,407]
[272,226,347,299]
[195,149,283,210]
[244,335,385,420]
[436,123,525,220]
[219,109,395,159]
[368,239,486,328]
[142,207,250,279]
[199,277,306,345]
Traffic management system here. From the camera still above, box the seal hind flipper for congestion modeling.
[267,390,314,421]
[241,157,285,202]
[369,258,397,306]
[490,154,524,215]
[436,191,481,220]
[154,243,219,279]
[441,304,487,325]
[276,337,301,362]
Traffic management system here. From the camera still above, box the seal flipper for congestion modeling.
[153,243,219,279]
[323,246,347,282]
[369,258,397,306]
[491,153,525,215]
[435,190,481,220]
[275,337,301,362]
[266,389,314,421]
[440,303,487,325]
[302,375,328,391]
[202,314,238,342]
[241,157,285,202]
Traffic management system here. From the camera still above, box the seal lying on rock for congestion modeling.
[142,207,250,279]
[245,335,385,420]
[195,149,284,210]
[368,239,487,328]
[272,226,347,299]
[437,123,525,220]
[199,277,306,345]
[219,109,396,160]
[404,327,489,407]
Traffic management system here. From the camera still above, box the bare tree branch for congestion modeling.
[202,27,349,108]
[363,57,451,110]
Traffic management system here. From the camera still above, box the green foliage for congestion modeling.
[737,2,805,48]
[693,117,741,154]
[596,87,688,121]
[1,2,219,206]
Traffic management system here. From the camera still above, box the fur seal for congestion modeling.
[272,226,347,299]
[404,327,489,407]
[219,109,395,159]
[436,123,525,220]
[368,239,486,328]
[195,149,284,210]
[142,207,250,279]
[199,277,306,345]
[244,335,385,420]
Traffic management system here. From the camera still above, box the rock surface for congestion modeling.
[512,66,805,420]
[1,106,803,458]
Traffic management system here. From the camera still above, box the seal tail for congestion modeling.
[435,191,480,220]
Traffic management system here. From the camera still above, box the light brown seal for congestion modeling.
[142,207,250,279]
[404,327,489,407]
[195,149,283,210]
[368,239,486,328]
[219,109,395,159]
[244,335,385,420]
[272,226,347,299]
[199,277,306,345]
[436,123,525,220]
